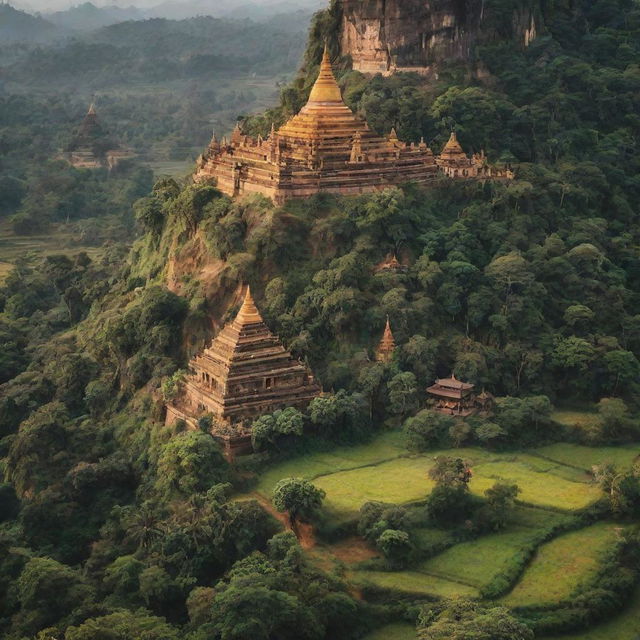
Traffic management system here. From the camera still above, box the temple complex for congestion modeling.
[436,132,513,180]
[194,47,439,204]
[194,50,513,203]
[427,374,478,416]
[165,287,321,458]
[63,103,134,170]
[375,317,396,363]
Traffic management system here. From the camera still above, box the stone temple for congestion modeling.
[194,47,439,203]
[165,287,321,457]
[195,48,513,203]
[63,103,134,170]
[437,131,513,180]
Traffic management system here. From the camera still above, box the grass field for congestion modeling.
[417,528,539,589]
[471,459,600,510]
[552,408,600,430]
[413,526,455,551]
[146,159,195,178]
[255,430,407,497]
[534,442,640,471]
[253,434,604,520]
[501,522,625,607]
[314,455,598,518]
[0,220,104,282]
[542,587,640,640]
[352,568,480,598]
[364,623,416,640]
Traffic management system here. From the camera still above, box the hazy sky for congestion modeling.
[14,0,323,12]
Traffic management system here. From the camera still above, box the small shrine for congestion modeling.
[375,317,396,363]
[165,287,321,458]
[374,253,407,274]
[427,374,478,416]
[63,103,134,170]
[436,131,513,180]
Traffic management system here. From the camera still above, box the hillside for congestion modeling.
[2,14,309,86]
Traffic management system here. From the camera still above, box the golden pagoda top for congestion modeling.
[308,46,343,104]
[233,286,264,327]
[276,45,370,145]
[87,102,97,116]
[441,131,465,157]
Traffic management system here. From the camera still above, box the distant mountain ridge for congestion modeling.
[0,3,64,43]
[45,3,145,31]
[34,0,325,30]
[0,0,323,45]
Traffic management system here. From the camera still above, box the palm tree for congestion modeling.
[126,504,163,550]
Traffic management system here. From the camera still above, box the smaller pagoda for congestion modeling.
[63,103,134,170]
[375,317,396,363]
[166,287,321,458]
[374,253,407,274]
[427,374,477,416]
[436,131,513,180]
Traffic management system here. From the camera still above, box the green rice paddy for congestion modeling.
[417,528,539,589]
[352,569,479,598]
[0,220,104,282]
[501,522,625,607]
[255,436,604,520]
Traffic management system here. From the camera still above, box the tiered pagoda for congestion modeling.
[427,374,478,416]
[63,103,134,170]
[375,317,396,363]
[194,47,439,204]
[374,253,406,274]
[165,287,321,457]
[436,131,513,180]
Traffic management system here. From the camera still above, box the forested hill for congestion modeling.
[0,4,65,44]
[2,14,310,87]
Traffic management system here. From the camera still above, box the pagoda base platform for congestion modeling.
[165,404,253,461]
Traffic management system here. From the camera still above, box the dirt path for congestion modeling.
[251,492,317,549]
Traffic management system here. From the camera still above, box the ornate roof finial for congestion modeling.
[308,42,342,104]
[442,130,465,156]
[235,285,264,326]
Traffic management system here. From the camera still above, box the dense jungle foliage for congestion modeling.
[1,0,640,638]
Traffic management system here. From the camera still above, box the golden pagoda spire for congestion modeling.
[87,102,97,116]
[375,316,396,363]
[234,286,264,326]
[443,130,464,154]
[308,44,343,104]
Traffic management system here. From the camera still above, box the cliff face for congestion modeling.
[337,0,541,75]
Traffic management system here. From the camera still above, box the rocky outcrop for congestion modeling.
[337,0,541,75]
